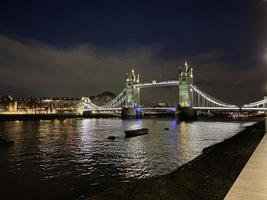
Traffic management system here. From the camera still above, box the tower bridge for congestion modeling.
[81,62,267,118]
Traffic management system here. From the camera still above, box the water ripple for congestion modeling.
[0,119,254,199]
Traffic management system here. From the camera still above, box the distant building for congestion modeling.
[0,96,82,114]
[0,91,116,115]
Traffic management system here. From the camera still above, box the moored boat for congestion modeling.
[125,128,149,138]
[108,136,116,140]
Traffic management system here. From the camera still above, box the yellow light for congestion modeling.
[43,99,52,102]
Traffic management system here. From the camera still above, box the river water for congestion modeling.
[0,118,254,199]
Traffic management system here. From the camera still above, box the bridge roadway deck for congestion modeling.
[225,122,267,200]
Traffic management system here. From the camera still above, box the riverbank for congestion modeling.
[0,114,80,121]
[0,114,262,122]
[91,121,265,200]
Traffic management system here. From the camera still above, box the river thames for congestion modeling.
[0,118,254,199]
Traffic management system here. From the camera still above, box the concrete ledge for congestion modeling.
[225,133,267,200]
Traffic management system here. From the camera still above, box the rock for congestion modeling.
[108,136,116,140]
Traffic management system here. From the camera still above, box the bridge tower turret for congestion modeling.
[178,61,196,119]
[178,61,193,107]
[125,69,140,107]
[122,69,142,118]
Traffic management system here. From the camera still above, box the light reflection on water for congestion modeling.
[0,118,254,199]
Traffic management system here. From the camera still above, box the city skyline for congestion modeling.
[1,2,267,199]
[0,0,266,105]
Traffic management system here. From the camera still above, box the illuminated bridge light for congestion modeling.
[82,68,265,113]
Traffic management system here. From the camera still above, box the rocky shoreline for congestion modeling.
[91,121,265,200]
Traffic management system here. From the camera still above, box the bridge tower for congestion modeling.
[121,69,142,118]
[178,61,196,119]
[125,69,140,107]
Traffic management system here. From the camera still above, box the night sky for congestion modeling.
[0,0,266,105]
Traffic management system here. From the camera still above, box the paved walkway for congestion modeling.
[225,131,267,200]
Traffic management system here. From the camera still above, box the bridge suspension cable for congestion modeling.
[190,84,238,108]
[243,99,266,108]
[100,89,126,108]
[82,89,126,111]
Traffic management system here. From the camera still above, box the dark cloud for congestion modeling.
[191,53,267,105]
[0,35,266,105]
[0,35,181,97]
